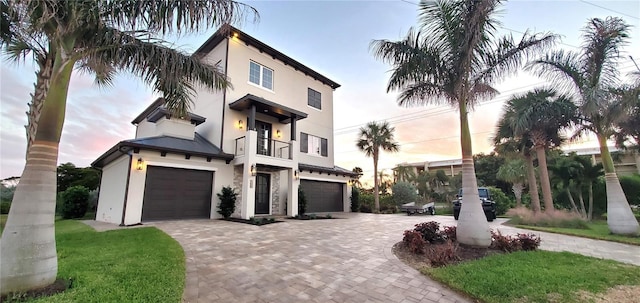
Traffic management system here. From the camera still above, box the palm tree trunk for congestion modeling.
[578,190,587,218]
[565,187,579,214]
[1,50,75,294]
[588,182,594,221]
[373,153,380,213]
[525,154,541,212]
[456,101,490,247]
[597,133,639,235]
[535,145,554,212]
[26,55,54,156]
[512,183,523,208]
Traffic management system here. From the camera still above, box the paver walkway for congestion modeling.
[100,213,639,303]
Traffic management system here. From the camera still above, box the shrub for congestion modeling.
[380,195,396,213]
[88,189,99,212]
[392,182,418,205]
[506,207,589,229]
[298,186,307,215]
[350,186,360,212]
[403,230,426,254]
[441,226,457,242]
[414,221,444,244]
[61,185,90,219]
[0,201,10,214]
[620,174,640,206]
[359,193,374,213]
[488,186,515,215]
[426,240,459,267]
[0,184,15,202]
[217,186,238,219]
[517,233,542,251]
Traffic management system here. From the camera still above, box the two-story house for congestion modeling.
[92,25,356,225]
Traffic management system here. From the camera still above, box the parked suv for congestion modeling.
[452,187,496,222]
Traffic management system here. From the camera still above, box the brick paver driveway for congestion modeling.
[150,213,640,303]
[152,214,472,303]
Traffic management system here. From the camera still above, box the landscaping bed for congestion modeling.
[222,217,281,226]
[394,220,640,303]
[288,213,336,220]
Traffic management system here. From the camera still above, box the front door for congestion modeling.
[255,120,272,156]
[255,173,270,215]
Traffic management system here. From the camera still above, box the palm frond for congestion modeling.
[527,50,585,99]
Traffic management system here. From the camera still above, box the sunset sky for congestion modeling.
[1,0,639,186]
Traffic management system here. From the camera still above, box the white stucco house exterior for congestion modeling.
[92,25,356,225]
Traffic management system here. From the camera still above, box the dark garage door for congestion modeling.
[142,166,213,221]
[300,180,343,213]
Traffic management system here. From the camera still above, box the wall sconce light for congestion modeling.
[136,158,143,171]
[250,164,257,176]
[276,129,281,138]
[294,169,300,180]
[238,120,244,129]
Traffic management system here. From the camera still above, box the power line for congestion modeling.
[578,0,640,21]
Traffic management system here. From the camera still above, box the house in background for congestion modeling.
[92,25,356,225]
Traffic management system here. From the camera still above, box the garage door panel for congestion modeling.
[142,166,213,221]
[301,180,343,213]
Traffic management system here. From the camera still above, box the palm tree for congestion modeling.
[501,89,577,212]
[549,156,583,214]
[356,121,399,212]
[0,0,257,294]
[370,0,555,247]
[351,167,364,188]
[496,159,527,208]
[493,126,542,212]
[573,155,604,220]
[528,17,640,235]
[393,165,416,183]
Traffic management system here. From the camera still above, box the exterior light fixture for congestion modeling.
[276,129,281,138]
[294,169,300,180]
[250,164,257,176]
[238,120,244,129]
[136,158,143,170]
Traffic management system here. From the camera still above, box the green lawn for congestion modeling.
[0,214,6,233]
[424,250,640,303]
[5,220,185,302]
[515,221,640,246]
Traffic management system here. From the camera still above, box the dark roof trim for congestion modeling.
[131,98,206,126]
[195,24,341,89]
[92,138,234,169]
[229,94,308,123]
[299,163,359,177]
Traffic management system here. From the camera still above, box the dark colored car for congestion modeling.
[453,187,496,222]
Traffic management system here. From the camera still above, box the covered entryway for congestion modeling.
[300,180,343,213]
[255,173,271,215]
[142,166,213,221]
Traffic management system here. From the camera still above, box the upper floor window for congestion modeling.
[300,132,327,157]
[249,61,273,90]
[308,88,321,110]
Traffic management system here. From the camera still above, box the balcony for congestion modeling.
[235,136,292,160]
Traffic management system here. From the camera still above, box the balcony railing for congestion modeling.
[235,136,292,160]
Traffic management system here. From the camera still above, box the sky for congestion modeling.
[1,0,639,186]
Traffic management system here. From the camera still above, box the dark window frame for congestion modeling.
[307,88,321,110]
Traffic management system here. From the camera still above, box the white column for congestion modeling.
[241,130,258,219]
[288,140,300,217]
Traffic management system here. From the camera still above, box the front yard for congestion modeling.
[515,221,640,246]
[3,220,185,302]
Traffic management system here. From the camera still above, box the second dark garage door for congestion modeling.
[300,180,344,213]
[142,166,213,221]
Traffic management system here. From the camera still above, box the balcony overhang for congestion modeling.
[229,94,308,123]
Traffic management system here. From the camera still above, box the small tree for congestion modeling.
[217,186,238,219]
[298,186,307,216]
[392,182,418,205]
[350,186,360,212]
[60,186,90,219]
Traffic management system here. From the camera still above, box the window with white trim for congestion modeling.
[300,133,327,157]
[249,61,273,90]
[308,88,321,110]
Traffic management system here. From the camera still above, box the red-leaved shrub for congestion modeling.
[426,240,460,267]
[403,230,427,254]
[517,233,541,251]
[414,221,444,244]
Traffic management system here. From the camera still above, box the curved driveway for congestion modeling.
[149,213,640,303]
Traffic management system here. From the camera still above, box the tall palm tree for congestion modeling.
[0,0,257,294]
[494,128,542,213]
[528,17,640,235]
[496,159,527,208]
[371,0,557,246]
[356,121,399,212]
[501,89,577,212]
